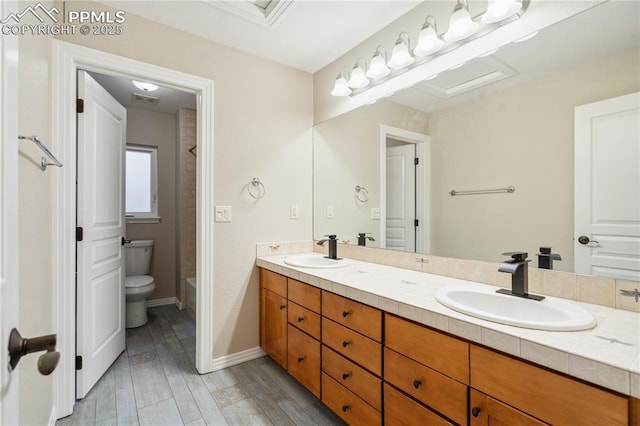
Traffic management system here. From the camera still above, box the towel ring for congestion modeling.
[248,178,265,200]
[355,185,369,202]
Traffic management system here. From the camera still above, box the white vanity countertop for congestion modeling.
[256,253,640,398]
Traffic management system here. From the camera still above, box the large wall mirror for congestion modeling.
[313,1,639,276]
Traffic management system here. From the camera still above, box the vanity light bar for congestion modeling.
[331,0,530,97]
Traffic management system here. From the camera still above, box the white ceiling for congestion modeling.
[100,0,423,73]
[93,1,639,115]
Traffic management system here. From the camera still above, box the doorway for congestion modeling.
[52,40,215,419]
[379,125,430,254]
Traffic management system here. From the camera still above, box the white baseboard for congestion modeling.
[147,297,183,309]
[209,347,266,372]
[48,407,57,426]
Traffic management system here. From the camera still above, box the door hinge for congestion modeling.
[76,226,83,242]
[414,157,419,165]
[76,99,84,113]
[75,355,83,370]
[414,219,419,227]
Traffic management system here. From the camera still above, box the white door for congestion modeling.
[0,0,20,422]
[386,142,416,251]
[575,92,640,280]
[76,70,127,397]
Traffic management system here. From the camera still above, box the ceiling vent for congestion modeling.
[203,0,294,28]
[132,93,160,105]
[415,56,517,99]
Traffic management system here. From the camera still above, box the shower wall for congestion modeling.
[177,108,197,305]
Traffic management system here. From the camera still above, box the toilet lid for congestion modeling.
[126,275,154,288]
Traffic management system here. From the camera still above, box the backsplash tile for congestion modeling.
[616,279,640,312]
[264,241,638,312]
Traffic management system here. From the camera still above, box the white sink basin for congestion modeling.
[434,286,596,331]
[284,255,350,269]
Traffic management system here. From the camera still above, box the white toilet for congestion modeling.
[124,240,156,328]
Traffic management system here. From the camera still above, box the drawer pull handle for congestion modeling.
[471,407,481,417]
[342,310,350,318]
[341,405,349,413]
[412,379,422,389]
[342,372,350,380]
[297,316,304,323]
[297,356,304,363]
[279,305,286,310]
[342,340,350,348]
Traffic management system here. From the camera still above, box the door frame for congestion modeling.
[379,125,430,253]
[0,0,20,423]
[52,40,215,418]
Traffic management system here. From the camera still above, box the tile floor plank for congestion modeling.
[57,306,344,426]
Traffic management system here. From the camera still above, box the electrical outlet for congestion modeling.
[215,205,232,222]
[371,208,380,220]
[326,205,334,219]
[290,203,299,219]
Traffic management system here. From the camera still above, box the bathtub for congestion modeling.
[186,277,196,319]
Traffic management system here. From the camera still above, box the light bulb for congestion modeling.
[444,0,478,42]
[347,60,370,89]
[132,80,159,92]
[330,73,351,97]
[482,0,522,24]
[366,47,390,80]
[388,32,414,70]
[413,16,444,57]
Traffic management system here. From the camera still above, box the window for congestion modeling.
[126,145,159,223]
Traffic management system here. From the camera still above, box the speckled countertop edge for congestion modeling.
[256,253,640,398]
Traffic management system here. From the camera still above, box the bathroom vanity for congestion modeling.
[257,255,639,425]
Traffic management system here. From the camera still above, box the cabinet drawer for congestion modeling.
[470,389,548,426]
[470,345,628,425]
[288,279,320,313]
[322,291,382,341]
[322,373,381,426]
[260,269,286,298]
[322,317,382,376]
[287,325,320,398]
[384,383,454,426]
[384,348,467,425]
[385,313,469,384]
[322,345,381,411]
[288,302,320,340]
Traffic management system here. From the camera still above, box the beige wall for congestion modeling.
[125,107,178,301]
[429,48,640,270]
[16,2,55,425]
[314,101,428,244]
[53,1,313,360]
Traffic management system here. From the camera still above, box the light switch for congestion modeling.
[215,205,232,222]
[290,203,299,219]
[371,208,380,220]
[326,205,334,219]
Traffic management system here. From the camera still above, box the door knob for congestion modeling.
[578,235,599,245]
[8,328,60,375]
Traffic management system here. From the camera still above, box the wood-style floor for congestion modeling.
[56,306,344,425]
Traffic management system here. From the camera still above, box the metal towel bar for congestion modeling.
[449,185,515,196]
[19,135,63,171]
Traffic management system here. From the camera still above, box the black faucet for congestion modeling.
[537,247,561,270]
[357,233,375,247]
[496,252,545,301]
[317,235,340,260]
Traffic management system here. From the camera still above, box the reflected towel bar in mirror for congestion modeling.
[449,185,515,196]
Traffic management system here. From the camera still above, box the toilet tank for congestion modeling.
[125,240,154,276]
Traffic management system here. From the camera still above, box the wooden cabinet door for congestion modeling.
[287,325,320,398]
[260,287,287,369]
[470,389,548,426]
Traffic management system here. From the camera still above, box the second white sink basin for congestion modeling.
[435,286,596,331]
[284,255,350,269]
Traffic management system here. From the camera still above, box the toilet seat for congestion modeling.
[126,275,154,288]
